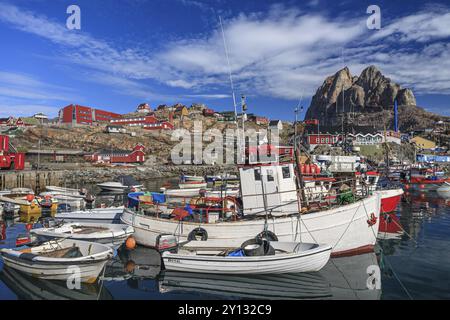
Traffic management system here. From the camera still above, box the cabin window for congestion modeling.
[267,170,274,182]
[254,169,261,181]
[282,166,290,179]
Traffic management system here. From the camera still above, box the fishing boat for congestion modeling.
[30,222,134,249]
[161,239,332,274]
[122,163,381,257]
[44,186,86,197]
[55,206,125,224]
[160,187,203,198]
[181,175,205,182]
[0,239,113,283]
[19,195,58,215]
[178,181,207,189]
[436,182,450,198]
[402,167,450,191]
[40,192,85,210]
[97,175,144,192]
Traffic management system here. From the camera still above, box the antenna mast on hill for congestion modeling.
[219,16,238,121]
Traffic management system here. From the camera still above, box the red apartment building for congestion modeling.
[59,104,122,125]
[110,115,174,130]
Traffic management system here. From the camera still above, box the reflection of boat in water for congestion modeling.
[0,266,113,300]
[159,271,331,299]
[118,246,161,279]
[320,252,381,300]
[158,252,381,300]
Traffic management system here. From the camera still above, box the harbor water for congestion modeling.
[0,179,449,300]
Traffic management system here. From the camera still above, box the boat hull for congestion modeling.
[121,193,381,256]
[55,207,124,224]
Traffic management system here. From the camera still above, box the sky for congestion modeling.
[0,0,449,121]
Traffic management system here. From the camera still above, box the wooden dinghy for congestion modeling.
[30,222,134,249]
[0,239,113,283]
[161,239,332,274]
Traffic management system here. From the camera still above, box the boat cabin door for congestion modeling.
[239,165,282,215]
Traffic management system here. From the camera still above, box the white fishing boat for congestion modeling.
[44,186,85,197]
[55,206,125,224]
[178,181,207,189]
[122,163,381,256]
[162,239,332,274]
[0,239,113,283]
[97,175,144,192]
[160,187,202,198]
[31,222,134,249]
[97,182,129,192]
[40,192,85,210]
[181,175,205,182]
[437,182,450,198]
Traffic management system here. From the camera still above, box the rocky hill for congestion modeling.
[305,65,448,132]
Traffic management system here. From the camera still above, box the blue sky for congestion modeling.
[0,0,449,121]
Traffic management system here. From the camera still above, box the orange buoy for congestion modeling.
[26,194,34,202]
[125,260,136,272]
[25,223,33,231]
[125,236,136,250]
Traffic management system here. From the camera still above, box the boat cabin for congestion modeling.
[239,163,299,216]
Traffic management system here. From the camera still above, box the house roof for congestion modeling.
[269,120,281,126]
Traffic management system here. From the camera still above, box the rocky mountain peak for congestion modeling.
[305,65,417,127]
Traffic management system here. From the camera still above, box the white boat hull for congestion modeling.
[121,193,381,256]
[178,182,207,189]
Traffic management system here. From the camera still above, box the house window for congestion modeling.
[254,169,261,181]
[267,170,274,182]
[282,166,290,179]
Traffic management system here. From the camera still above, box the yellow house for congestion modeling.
[411,136,436,149]
[174,105,189,117]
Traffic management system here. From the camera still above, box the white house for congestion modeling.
[269,120,283,131]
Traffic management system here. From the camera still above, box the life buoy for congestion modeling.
[256,230,278,242]
[188,227,208,241]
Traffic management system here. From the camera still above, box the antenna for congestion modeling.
[219,16,238,120]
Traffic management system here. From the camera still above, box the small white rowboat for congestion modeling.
[162,240,332,274]
[30,222,134,249]
[0,239,113,283]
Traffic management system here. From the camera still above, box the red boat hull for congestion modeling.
[378,189,403,214]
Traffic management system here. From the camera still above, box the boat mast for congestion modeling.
[219,16,238,121]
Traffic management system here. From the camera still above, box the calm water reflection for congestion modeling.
[1,179,449,300]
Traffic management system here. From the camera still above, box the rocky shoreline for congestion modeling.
[60,164,238,185]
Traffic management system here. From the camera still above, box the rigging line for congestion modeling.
[219,16,237,120]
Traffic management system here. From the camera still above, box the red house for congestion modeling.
[0,135,25,170]
[59,104,122,126]
[85,144,146,164]
[202,109,215,117]
[306,133,342,151]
